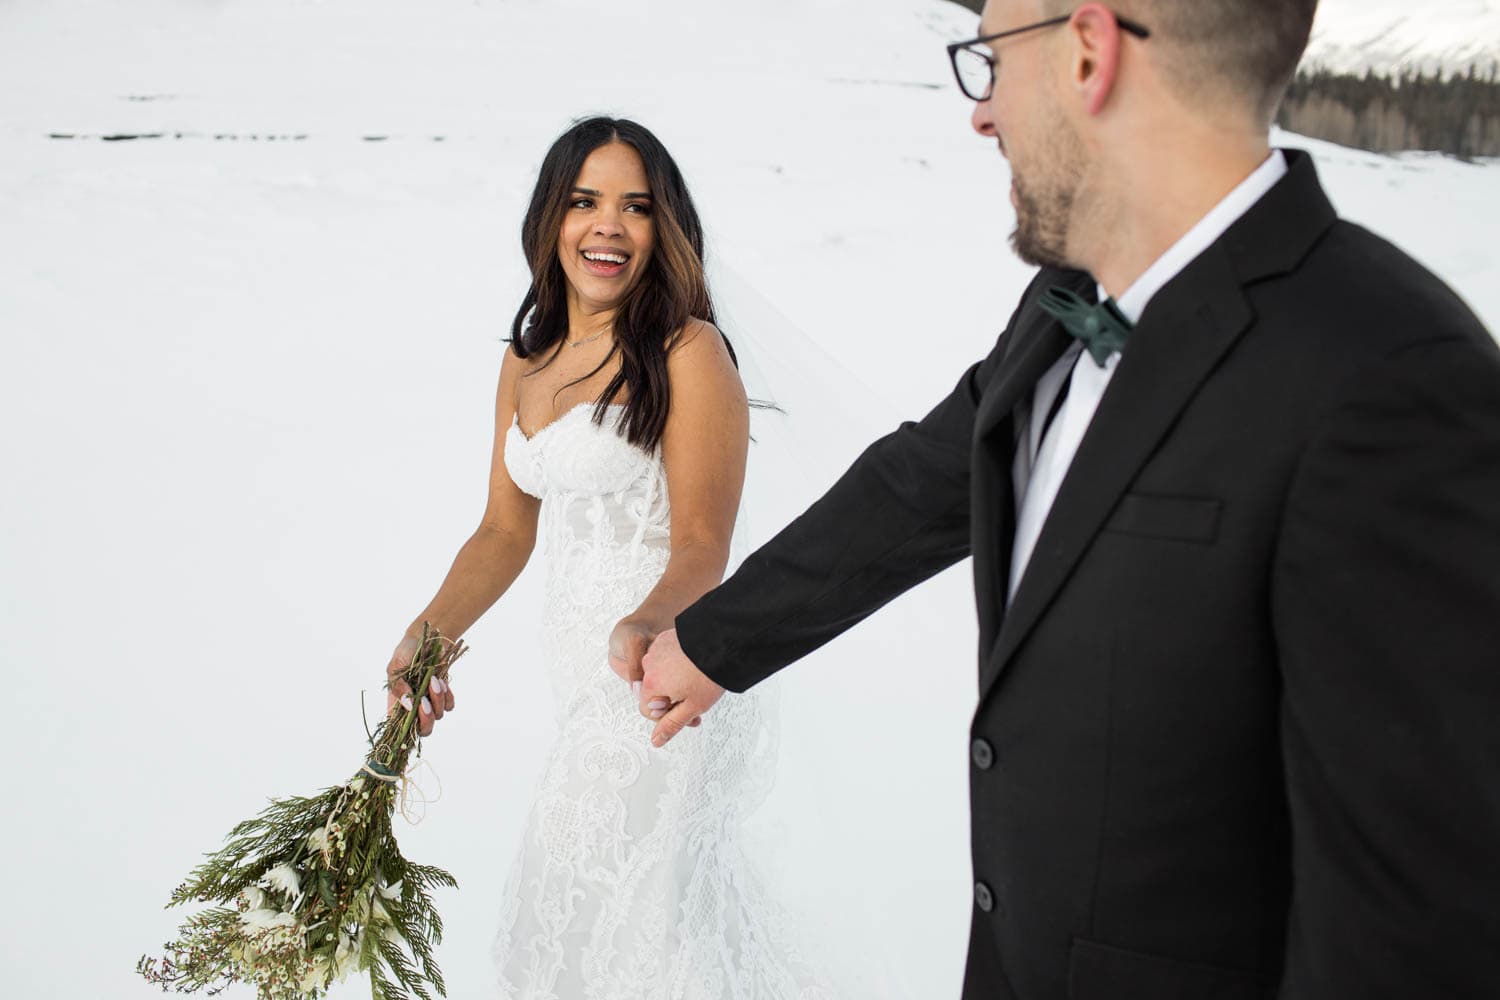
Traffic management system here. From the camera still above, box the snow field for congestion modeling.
[1,2,1495,998]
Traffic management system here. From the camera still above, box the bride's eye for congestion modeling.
[570,197,594,210]
[625,202,652,215]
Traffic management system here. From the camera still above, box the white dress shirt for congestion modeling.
[1007,150,1288,601]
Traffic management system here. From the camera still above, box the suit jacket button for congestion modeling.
[974,881,995,913]
[971,738,994,770]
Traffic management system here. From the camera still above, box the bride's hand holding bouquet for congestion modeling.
[386,631,455,739]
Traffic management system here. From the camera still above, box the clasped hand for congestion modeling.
[607,620,725,747]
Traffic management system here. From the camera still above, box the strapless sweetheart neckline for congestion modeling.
[511,401,626,444]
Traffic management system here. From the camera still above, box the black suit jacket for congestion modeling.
[676,150,1500,999]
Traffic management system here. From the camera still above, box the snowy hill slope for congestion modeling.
[1304,0,1500,77]
[1,2,1496,999]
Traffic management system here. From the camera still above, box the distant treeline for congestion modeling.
[939,0,1498,157]
[1279,68,1500,159]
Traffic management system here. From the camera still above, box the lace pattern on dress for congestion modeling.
[493,403,832,999]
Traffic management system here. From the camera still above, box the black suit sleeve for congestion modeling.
[674,321,1017,694]
[1272,334,1500,996]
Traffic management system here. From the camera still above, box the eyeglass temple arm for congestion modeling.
[953,12,1151,51]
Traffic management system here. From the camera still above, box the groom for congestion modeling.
[626,0,1500,996]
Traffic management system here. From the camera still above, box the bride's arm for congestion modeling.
[608,320,749,681]
[387,345,542,734]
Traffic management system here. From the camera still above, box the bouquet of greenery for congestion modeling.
[138,625,467,999]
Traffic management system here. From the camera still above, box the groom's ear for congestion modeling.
[1069,3,1127,117]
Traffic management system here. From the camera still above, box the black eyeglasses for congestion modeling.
[946,11,1151,102]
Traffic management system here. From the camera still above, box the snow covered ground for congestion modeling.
[2,1,1496,998]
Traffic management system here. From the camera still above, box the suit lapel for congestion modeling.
[973,272,1090,444]
[978,245,1252,701]
[968,273,1085,651]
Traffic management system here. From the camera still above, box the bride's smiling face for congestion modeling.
[557,141,655,315]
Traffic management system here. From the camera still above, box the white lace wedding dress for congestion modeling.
[493,401,831,1000]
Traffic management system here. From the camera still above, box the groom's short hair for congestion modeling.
[1044,0,1318,123]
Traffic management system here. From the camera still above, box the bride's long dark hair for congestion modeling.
[510,117,737,453]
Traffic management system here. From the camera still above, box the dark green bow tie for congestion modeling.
[1038,286,1133,367]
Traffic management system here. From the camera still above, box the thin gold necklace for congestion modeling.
[566,328,608,348]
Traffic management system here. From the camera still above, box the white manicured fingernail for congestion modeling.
[431,678,445,695]
[400,694,413,712]
[648,698,669,710]
[649,708,665,719]
[631,681,641,696]
[421,697,433,716]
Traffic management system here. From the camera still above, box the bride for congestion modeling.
[383,116,830,999]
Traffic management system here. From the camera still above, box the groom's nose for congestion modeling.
[971,99,997,139]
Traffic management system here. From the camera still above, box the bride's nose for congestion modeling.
[593,212,626,238]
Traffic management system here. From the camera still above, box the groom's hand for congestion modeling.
[640,628,723,747]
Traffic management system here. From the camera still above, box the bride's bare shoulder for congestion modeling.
[496,339,550,412]
[504,339,553,374]
[669,318,733,364]
[667,319,742,395]
[498,340,528,388]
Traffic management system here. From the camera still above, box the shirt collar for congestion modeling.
[1102,150,1288,325]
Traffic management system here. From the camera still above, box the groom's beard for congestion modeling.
[1008,120,1085,270]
